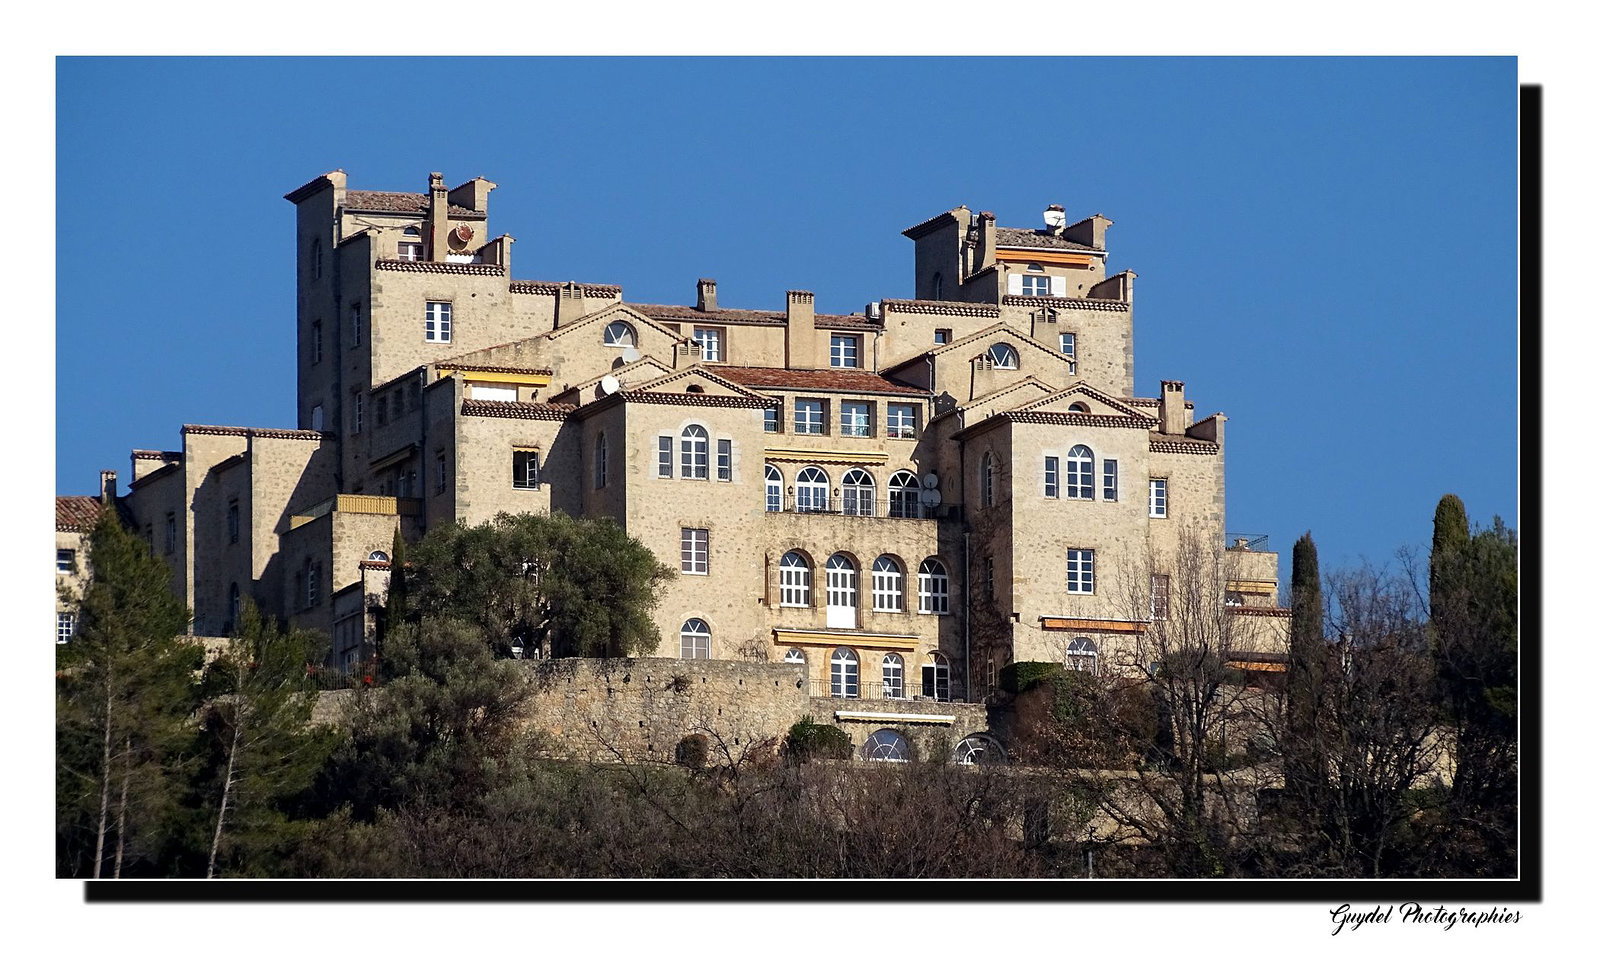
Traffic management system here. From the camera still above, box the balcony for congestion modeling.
[766,492,933,520]
[808,678,967,703]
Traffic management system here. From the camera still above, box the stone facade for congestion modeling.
[62,168,1289,754]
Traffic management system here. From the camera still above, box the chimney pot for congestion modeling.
[696,278,718,312]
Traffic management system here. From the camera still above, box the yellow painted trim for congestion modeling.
[1226,580,1278,594]
[996,249,1096,267]
[764,448,890,465]
[773,629,921,651]
[438,368,552,387]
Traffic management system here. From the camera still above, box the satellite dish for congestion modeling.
[919,488,943,507]
[453,223,474,243]
[620,346,642,363]
[921,472,939,489]
[599,375,621,396]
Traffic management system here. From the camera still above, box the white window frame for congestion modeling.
[764,405,780,434]
[1066,637,1099,675]
[1060,331,1076,358]
[871,556,904,612]
[794,399,825,435]
[57,611,75,644]
[1020,266,1051,297]
[862,729,909,761]
[57,549,75,574]
[1065,445,1094,500]
[1149,478,1168,518]
[425,301,452,343]
[680,425,709,480]
[514,449,540,489]
[780,551,812,607]
[398,241,423,262]
[717,438,732,481]
[830,334,860,369]
[680,528,709,575]
[693,327,722,362]
[825,554,859,629]
[1103,458,1119,502]
[1044,455,1059,499]
[887,471,922,519]
[987,343,1019,369]
[765,464,783,512]
[603,321,636,347]
[831,647,860,699]
[917,559,950,615]
[657,436,673,478]
[886,403,917,439]
[841,468,875,516]
[881,654,905,700]
[680,618,711,660]
[1067,549,1095,595]
[922,652,951,701]
[840,401,871,437]
[795,466,829,513]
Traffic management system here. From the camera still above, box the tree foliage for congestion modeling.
[1284,532,1327,811]
[402,512,674,659]
[56,511,203,878]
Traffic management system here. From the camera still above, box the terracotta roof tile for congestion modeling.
[631,303,876,329]
[56,496,105,532]
[374,260,506,276]
[459,400,575,421]
[994,227,1097,251]
[510,280,623,296]
[881,299,1000,318]
[343,190,481,218]
[715,366,928,396]
[182,425,326,441]
[1002,294,1128,312]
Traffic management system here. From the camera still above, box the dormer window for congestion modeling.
[692,327,722,362]
[1020,263,1049,297]
[398,227,423,262]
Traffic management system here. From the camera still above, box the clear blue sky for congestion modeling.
[55,56,1518,579]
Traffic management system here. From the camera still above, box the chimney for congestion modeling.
[99,470,117,505]
[784,290,817,368]
[1159,380,1187,434]
[975,211,997,273]
[555,282,587,327]
[696,278,718,312]
[1063,213,1113,251]
[447,176,496,214]
[426,171,449,261]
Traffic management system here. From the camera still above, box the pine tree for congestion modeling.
[197,602,341,877]
[1284,531,1326,813]
[57,511,202,878]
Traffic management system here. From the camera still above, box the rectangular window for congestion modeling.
[985,556,996,600]
[840,401,871,437]
[1103,459,1119,501]
[934,329,951,345]
[1044,456,1059,498]
[227,501,240,544]
[693,327,722,362]
[794,399,825,434]
[764,405,779,433]
[514,449,540,489]
[1149,479,1168,518]
[1067,549,1095,594]
[57,549,74,574]
[307,562,320,608]
[312,321,323,365]
[57,611,75,644]
[594,436,608,489]
[425,301,452,343]
[657,436,673,478]
[1151,574,1170,621]
[1021,272,1051,297]
[680,528,709,575]
[1060,332,1076,358]
[830,335,860,369]
[352,391,364,433]
[164,513,176,555]
[717,439,732,481]
[435,452,449,493]
[398,241,423,261]
[886,404,917,439]
[350,303,362,347]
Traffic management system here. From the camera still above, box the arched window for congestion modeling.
[841,468,875,516]
[826,553,858,629]
[981,452,996,507]
[1065,444,1094,499]
[871,556,904,612]
[367,550,389,562]
[1068,401,1090,413]
[831,648,860,699]
[862,729,909,762]
[780,551,812,607]
[917,558,950,614]
[594,433,608,488]
[680,425,709,479]
[680,618,711,660]
[887,470,922,519]
[783,648,806,666]
[603,321,636,347]
[796,466,829,513]
[765,464,784,513]
[931,271,943,299]
[987,343,1019,369]
[1066,637,1099,675]
[1020,263,1049,297]
[922,651,951,701]
[881,653,905,699]
[954,734,1006,766]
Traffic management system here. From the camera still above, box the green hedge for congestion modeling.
[999,661,1067,695]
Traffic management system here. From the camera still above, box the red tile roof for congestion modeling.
[343,190,482,218]
[56,496,105,532]
[459,400,575,421]
[631,303,877,329]
[994,227,1098,251]
[715,366,928,396]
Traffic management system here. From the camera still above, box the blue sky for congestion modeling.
[55,56,1518,578]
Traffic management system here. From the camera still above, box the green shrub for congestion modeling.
[785,715,852,763]
[999,661,1067,695]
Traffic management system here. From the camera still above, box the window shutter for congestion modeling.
[1007,273,1023,295]
[1050,275,1067,297]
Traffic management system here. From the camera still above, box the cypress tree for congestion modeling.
[1284,531,1326,812]
[1429,494,1469,628]
[380,524,407,663]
